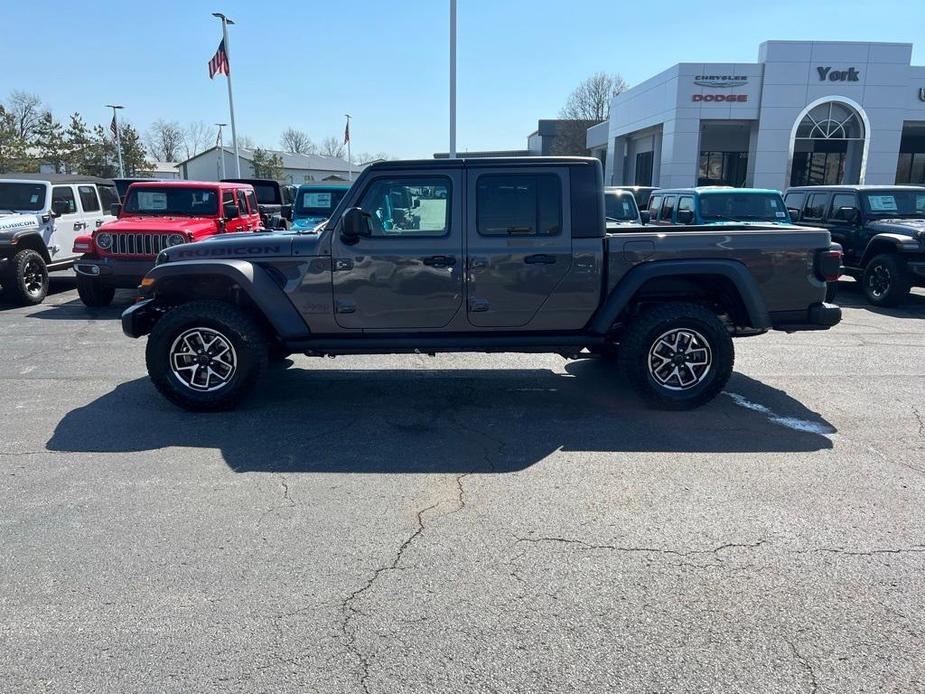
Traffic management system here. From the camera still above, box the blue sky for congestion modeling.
[2,0,923,159]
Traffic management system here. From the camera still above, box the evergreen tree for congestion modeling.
[119,123,153,176]
[33,112,67,173]
[251,148,284,180]
[65,112,92,174]
[0,105,29,172]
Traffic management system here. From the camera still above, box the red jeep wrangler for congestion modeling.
[73,180,263,307]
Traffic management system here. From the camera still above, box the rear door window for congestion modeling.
[236,190,249,214]
[97,185,119,212]
[660,195,676,222]
[784,192,805,217]
[803,193,829,220]
[78,185,100,213]
[476,174,561,236]
[245,190,258,216]
[648,195,662,218]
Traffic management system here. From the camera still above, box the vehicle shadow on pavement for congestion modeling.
[47,361,835,473]
[0,277,78,311]
[833,280,925,318]
[16,292,137,319]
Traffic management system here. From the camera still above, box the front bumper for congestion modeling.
[75,256,155,289]
[121,299,159,338]
[770,302,842,332]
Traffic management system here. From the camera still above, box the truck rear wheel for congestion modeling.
[76,274,115,307]
[862,254,911,307]
[3,249,48,306]
[145,300,268,411]
[618,303,734,410]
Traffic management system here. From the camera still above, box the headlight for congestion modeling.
[166,233,186,247]
[96,233,113,250]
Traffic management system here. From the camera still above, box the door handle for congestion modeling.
[95,219,104,228]
[73,221,87,231]
[524,254,556,264]
[422,255,456,267]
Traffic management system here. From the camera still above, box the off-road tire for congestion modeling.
[618,302,734,410]
[76,274,115,307]
[862,254,911,307]
[146,300,268,412]
[3,249,48,305]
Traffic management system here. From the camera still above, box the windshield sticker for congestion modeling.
[137,191,168,210]
[30,194,39,203]
[776,211,786,218]
[304,193,332,208]
[868,195,898,212]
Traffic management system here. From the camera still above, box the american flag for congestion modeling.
[208,40,229,79]
[344,119,350,145]
[110,114,118,140]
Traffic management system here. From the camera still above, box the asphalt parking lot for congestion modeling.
[1,276,924,693]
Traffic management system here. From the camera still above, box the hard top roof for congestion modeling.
[368,156,599,171]
[0,172,114,185]
[655,187,782,195]
[127,180,253,189]
[786,184,925,192]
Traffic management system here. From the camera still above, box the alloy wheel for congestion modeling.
[867,263,891,298]
[169,327,238,392]
[647,328,713,391]
[23,258,46,297]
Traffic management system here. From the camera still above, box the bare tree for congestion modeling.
[280,128,316,154]
[183,120,216,159]
[320,136,345,159]
[352,151,390,165]
[145,119,184,161]
[7,90,46,141]
[560,72,628,122]
[236,134,256,149]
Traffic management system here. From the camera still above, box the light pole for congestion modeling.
[212,12,241,177]
[215,122,228,179]
[449,0,457,158]
[106,104,125,176]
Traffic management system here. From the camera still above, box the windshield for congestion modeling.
[124,187,218,216]
[0,182,47,212]
[861,190,925,217]
[700,193,790,223]
[605,192,639,221]
[295,188,349,218]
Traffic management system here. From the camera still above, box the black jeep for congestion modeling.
[221,178,293,230]
[785,185,925,306]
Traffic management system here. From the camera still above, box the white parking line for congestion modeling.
[725,392,836,437]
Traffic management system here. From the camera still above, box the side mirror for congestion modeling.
[677,209,694,225]
[412,198,421,209]
[51,199,70,217]
[282,203,293,220]
[223,203,240,220]
[639,210,650,225]
[341,207,372,243]
[837,206,859,224]
[787,207,801,221]
[110,202,122,217]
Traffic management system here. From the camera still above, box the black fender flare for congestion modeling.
[860,233,920,266]
[587,259,771,335]
[146,259,311,340]
[1,230,50,261]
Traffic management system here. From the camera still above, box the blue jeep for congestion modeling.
[647,187,793,226]
[291,183,351,231]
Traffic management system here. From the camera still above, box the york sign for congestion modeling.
[817,66,860,82]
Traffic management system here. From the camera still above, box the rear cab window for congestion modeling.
[476,174,561,236]
[78,185,100,213]
[98,185,119,212]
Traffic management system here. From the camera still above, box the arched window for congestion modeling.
[790,100,867,186]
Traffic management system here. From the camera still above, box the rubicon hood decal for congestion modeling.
[0,213,40,233]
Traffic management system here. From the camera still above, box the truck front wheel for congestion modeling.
[618,303,734,410]
[3,249,48,305]
[862,254,911,307]
[76,274,115,307]
[145,300,268,411]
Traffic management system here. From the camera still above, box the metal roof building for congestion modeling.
[178,147,358,183]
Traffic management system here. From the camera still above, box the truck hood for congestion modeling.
[867,218,925,237]
[160,230,303,262]
[0,212,41,234]
[104,216,218,234]
[291,215,327,231]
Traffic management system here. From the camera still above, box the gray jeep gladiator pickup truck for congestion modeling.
[122,157,842,412]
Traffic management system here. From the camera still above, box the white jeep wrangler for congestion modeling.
[0,174,119,304]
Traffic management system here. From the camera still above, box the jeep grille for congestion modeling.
[108,233,176,257]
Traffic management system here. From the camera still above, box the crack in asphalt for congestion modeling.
[514,536,768,557]
[786,638,819,694]
[913,406,925,440]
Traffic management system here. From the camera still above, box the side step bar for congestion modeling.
[284,334,606,356]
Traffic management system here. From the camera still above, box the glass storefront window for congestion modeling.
[698,151,747,187]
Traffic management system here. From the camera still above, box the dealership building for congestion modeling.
[587,41,925,191]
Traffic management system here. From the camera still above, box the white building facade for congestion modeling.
[178,147,357,184]
[588,41,925,191]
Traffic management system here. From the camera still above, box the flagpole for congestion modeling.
[449,0,457,158]
[213,13,241,177]
[106,104,125,177]
[215,122,227,179]
[345,114,352,181]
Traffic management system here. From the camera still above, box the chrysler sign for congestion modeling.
[693,75,749,88]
